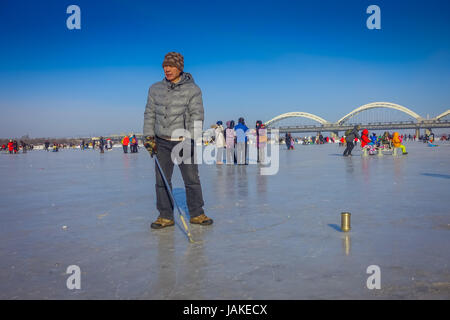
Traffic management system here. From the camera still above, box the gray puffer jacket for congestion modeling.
[143,72,204,140]
[345,126,360,143]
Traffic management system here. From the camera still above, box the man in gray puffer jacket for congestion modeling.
[143,52,213,229]
[343,125,360,157]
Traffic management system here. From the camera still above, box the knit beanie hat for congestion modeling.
[162,52,184,71]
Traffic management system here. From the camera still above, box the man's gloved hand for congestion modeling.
[144,136,157,157]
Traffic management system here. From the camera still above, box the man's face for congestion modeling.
[164,65,182,82]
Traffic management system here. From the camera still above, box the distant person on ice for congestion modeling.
[371,133,378,147]
[392,132,408,155]
[99,137,105,153]
[20,140,27,153]
[13,140,18,153]
[143,51,213,229]
[343,125,360,157]
[360,129,375,154]
[130,134,138,153]
[106,138,112,150]
[8,140,14,154]
[360,129,371,147]
[256,121,267,164]
[225,120,236,165]
[121,135,129,153]
[285,133,294,150]
[214,121,225,164]
[234,117,248,165]
[285,132,292,150]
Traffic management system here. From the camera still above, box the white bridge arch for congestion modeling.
[265,112,329,127]
[435,109,450,120]
[337,102,424,125]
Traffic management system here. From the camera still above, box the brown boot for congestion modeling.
[190,214,213,225]
[150,217,175,229]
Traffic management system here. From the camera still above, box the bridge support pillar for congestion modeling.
[331,131,339,139]
[415,128,420,140]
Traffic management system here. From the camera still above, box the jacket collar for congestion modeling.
[163,72,193,89]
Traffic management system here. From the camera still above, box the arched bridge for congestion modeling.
[265,102,450,134]
[265,112,329,127]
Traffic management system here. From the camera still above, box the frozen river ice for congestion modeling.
[0,142,449,299]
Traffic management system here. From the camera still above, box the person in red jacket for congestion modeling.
[7,140,14,154]
[361,129,376,154]
[360,129,371,148]
[121,135,129,153]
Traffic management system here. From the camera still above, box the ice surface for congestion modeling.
[0,142,449,299]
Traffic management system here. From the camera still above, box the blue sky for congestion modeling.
[1,0,449,137]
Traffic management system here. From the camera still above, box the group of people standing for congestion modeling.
[213,118,268,165]
[121,135,139,153]
[79,138,113,151]
[285,133,295,150]
[98,137,114,153]
[284,133,336,147]
[2,140,29,153]
[45,141,66,152]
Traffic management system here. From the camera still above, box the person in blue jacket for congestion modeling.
[371,133,378,145]
[234,117,248,165]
